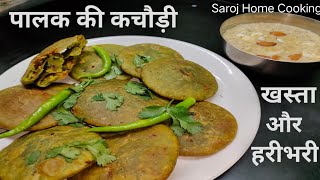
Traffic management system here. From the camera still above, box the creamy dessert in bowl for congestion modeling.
[223,23,320,62]
[220,13,320,76]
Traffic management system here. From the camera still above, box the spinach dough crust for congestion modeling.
[0,83,71,131]
[119,43,184,78]
[141,59,218,101]
[70,44,130,81]
[0,126,101,180]
[71,124,179,180]
[72,80,168,126]
[178,101,238,156]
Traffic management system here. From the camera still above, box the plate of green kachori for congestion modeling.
[0,36,260,180]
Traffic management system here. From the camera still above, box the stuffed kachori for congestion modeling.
[0,126,101,179]
[72,80,168,126]
[178,101,237,156]
[21,35,87,87]
[70,44,128,81]
[71,124,179,180]
[119,43,183,78]
[141,59,218,101]
[0,83,71,131]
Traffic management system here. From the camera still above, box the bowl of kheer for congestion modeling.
[220,13,320,76]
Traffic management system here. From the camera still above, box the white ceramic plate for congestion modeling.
[0,36,260,180]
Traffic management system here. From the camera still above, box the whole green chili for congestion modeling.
[88,97,196,132]
[78,45,112,79]
[0,89,73,139]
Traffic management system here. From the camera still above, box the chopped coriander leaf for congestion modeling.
[26,150,41,165]
[170,125,185,137]
[104,93,124,111]
[63,93,81,109]
[51,108,81,125]
[136,100,203,136]
[46,139,116,166]
[112,65,123,75]
[92,92,105,101]
[46,146,79,162]
[91,92,124,111]
[138,106,166,119]
[133,54,153,68]
[104,55,123,80]
[112,55,123,67]
[168,106,202,135]
[125,81,154,100]
[85,141,116,166]
[52,80,92,126]
[104,68,117,80]
[60,146,80,159]
[46,146,63,159]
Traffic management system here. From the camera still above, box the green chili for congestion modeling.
[88,97,196,132]
[78,45,112,79]
[0,89,73,139]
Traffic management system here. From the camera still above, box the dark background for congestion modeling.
[0,0,319,179]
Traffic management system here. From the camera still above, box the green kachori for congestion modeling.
[0,83,71,131]
[70,44,130,81]
[72,80,168,126]
[141,59,218,101]
[178,101,237,156]
[0,126,101,179]
[21,35,87,87]
[71,124,179,180]
[119,43,184,78]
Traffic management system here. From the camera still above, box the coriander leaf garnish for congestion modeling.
[46,139,116,166]
[52,80,93,126]
[104,69,117,80]
[51,104,83,125]
[170,125,185,137]
[46,146,64,159]
[51,111,80,125]
[138,106,166,119]
[92,92,124,111]
[168,106,202,135]
[92,92,105,101]
[63,93,81,109]
[60,146,80,159]
[132,54,153,68]
[125,81,154,100]
[104,93,124,111]
[26,150,41,165]
[85,140,116,166]
[104,55,123,80]
[46,145,80,162]
[137,101,203,136]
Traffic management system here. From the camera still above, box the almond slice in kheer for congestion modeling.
[256,41,277,47]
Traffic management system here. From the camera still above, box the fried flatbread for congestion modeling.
[71,124,179,180]
[0,126,101,179]
[178,102,237,156]
[119,43,184,78]
[72,80,168,126]
[21,35,87,87]
[0,83,71,131]
[141,59,218,101]
[70,44,130,81]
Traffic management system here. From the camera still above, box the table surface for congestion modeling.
[0,0,319,179]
